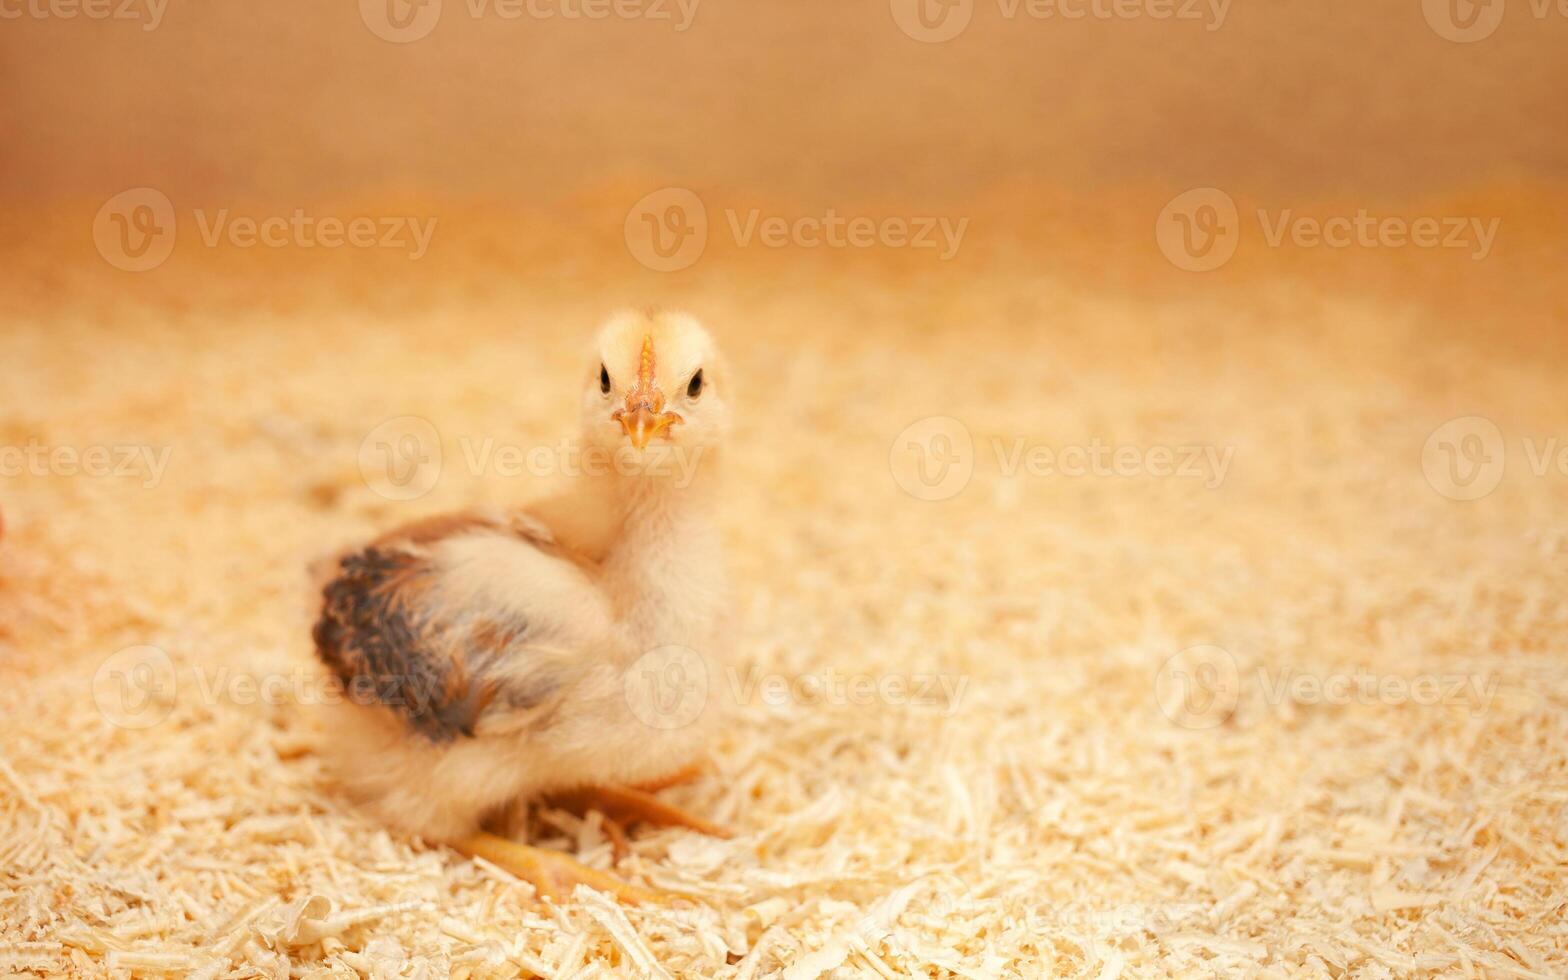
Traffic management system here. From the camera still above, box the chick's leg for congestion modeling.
[550,784,734,839]
[630,761,708,793]
[454,832,667,905]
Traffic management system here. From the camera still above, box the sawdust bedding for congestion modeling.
[1,206,1566,978]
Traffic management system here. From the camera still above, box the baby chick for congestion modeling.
[312,310,731,903]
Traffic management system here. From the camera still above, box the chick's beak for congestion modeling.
[612,334,684,449]
[614,401,682,449]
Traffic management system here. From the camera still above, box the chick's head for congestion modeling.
[583,310,729,465]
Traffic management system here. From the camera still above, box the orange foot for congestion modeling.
[549,762,733,841]
[454,832,668,905]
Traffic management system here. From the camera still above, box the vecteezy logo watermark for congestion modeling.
[1156,645,1501,730]
[624,187,709,272]
[91,650,558,728]
[1421,415,1568,502]
[624,187,969,271]
[1422,416,1506,501]
[1422,0,1506,41]
[360,0,444,42]
[1156,187,1501,271]
[92,190,438,272]
[93,188,178,273]
[0,0,168,29]
[890,416,976,501]
[1425,0,1568,42]
[359,416,445,501]
[360,0,700,41]
[92,645,178,729]
[891,0,1228,42]
[891,417,1234,501]
[1154,645,1239,730]
[624,645,710,730]
[1155,187,1239,272]
[890,0,975,42]
[0,440,173,489]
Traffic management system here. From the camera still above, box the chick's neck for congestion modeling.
[600,454,724,651]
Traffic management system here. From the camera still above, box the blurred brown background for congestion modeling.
[2,0,1565,209]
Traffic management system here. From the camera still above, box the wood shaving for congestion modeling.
[2,201,1566,977]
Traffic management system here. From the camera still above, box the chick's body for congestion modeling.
[313,312,728,847]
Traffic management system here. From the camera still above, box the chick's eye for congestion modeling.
[687,369,704,398]
[599,364,611,394]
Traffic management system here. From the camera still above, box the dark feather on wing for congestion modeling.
[313,546,492,741]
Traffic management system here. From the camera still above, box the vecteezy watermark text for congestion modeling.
[92,188,438,272]
[1255,210,1498,260]
[1155,188,1500,272]
[360,0,700,43]
[466,0,698,27]
[458,437,706,486]
[890,0,1229,43]
[191,210,437,258]
[0,0,167,29]
[622,646,969,730]
[0,440,172,489]
[890,417,1234,501]
[1155,645,1501,730]
[357,416,711,501]
[994,0,1228,27]
[624,187,969,272]
[92,644,969,732]
[91,646,481,729]
[727,664,969,714]
[993,438,1233,487]
[725,209,967,261]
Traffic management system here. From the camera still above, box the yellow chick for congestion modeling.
[312,310,730,903]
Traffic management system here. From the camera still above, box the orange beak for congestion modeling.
[612,335,683,449]
[615,401,682,449]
